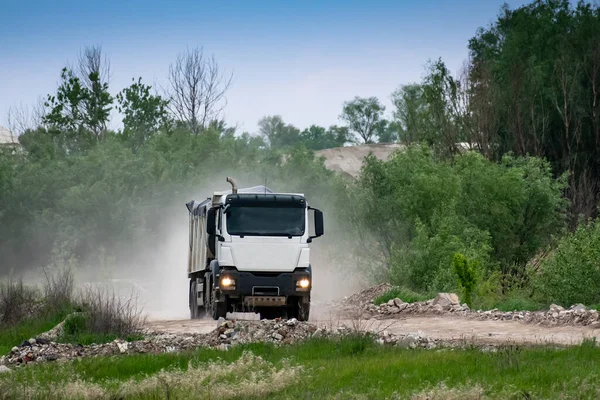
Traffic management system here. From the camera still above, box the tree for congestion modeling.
[257,115,300,149]
[77,45,113,139]
[466,0,600,222]
[116,78,171,148]
[340,97,386,143]
[391,84,426,144]
[165,47,233,134]
[6,99,45,136]
[377,121,397,143]
[299,124,349,150]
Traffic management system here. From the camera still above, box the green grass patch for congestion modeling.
[0,309,69,355]
[490,296,545,312]
[3,336,600,399]
[374,286,430,305]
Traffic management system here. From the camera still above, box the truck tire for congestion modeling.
[189,280,204,319]
[205,277,227,320]
[289,296,310,321]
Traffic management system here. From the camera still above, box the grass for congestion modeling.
[2,336,600,399]
[374,287,430,305]
[0,309,69,355]
[491,296,545,312]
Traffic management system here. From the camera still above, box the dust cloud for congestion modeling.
[34,173,367,322]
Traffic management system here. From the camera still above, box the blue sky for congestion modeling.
[0,0,531,133]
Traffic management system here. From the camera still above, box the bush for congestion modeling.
[77,286,145,338]
[63,312,90,336]
[43,267,74,313]
[534,219,600,306]
[0,276,39,326]
[453,253,477,308]
[349,145,565,293]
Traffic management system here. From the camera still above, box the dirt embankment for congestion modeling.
[315,143,402,178]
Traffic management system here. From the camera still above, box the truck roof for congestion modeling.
[212,185,304,204]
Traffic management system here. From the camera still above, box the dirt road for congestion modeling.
[145,311,600,347]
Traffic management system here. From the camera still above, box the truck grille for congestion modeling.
[252,286,280,296]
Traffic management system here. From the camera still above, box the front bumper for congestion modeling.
[217,268,311,298]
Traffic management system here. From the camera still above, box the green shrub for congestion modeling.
[350,145,565,293]
[534,219,600,306]
[453,253,477,307]
[63,312,90,336]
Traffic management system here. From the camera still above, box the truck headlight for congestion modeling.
[297,278,310,290]
[220,277,235,288]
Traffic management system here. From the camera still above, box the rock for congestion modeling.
[28,338,36,345]
[393,298,405,308]
[0,365,11,374]
[387,299,395,306]
[219,334,227,340]
[272,333,284,341]
[35,338,50,345]
[224,329,235,337]
[549,304,565,312]
[432,304,444,313]
[217,317,226,328]
[286,318,298,326]
[397,303,408,312]
[116,342,128,354]
[571,304,586,312]
[10,347,18,353]
[397,334,420,349]
[589,321,600,329]
[432,293,460,310]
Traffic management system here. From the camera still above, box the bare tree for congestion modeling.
[7,98,45,136]
[165,47,233,134]
[77,45,111,89]
[76,45,113,140]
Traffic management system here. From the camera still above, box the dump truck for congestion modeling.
[186,177,324,321]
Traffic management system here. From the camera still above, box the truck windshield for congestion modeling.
[226,206,305,237]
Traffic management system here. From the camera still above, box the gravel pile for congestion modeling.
[341,283,393,308]
[354,286,600,328]
[0,316,445,367]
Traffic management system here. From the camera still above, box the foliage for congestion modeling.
[116,77,171,148]
[534,219,600,306]
[391,83,426,144]
[344,144,565,294]
[43,67,112,141]
[466,0,600,221]
[453,253,477,307]
[339,96,387,143]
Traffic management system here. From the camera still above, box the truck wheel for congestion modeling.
[297,297,310,322]
[189,280,204,319]
[289,296,310,321]
[206,278,227,320]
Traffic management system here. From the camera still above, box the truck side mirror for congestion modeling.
[310,208,324,238]
[206,208,216,235]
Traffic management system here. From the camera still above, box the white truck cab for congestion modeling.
[186,177,324,320]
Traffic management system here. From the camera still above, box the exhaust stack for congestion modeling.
[226,177,238,194]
